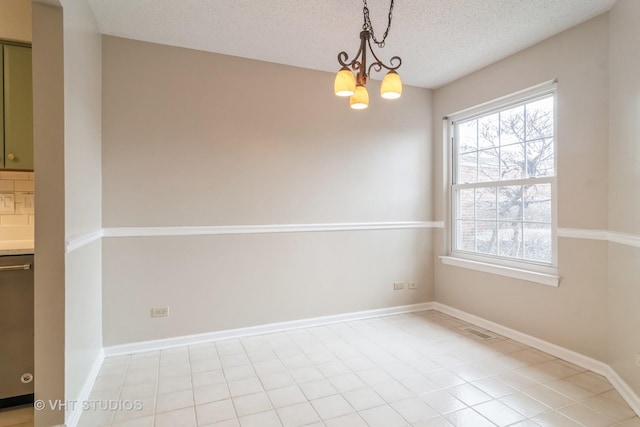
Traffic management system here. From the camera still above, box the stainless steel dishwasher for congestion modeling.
[0,254,34,408]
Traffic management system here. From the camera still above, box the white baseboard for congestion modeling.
[97,301,638,418]
[104,302,435,356]
[432,303,609,375]
[65,349,105,427]
[432,302,640,417]
[606,365,640,416]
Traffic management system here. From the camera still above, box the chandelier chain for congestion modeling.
[362,0,395,48]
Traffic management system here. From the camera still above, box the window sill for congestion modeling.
[439,256,560,287]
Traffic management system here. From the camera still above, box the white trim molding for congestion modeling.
[65,221,444,252]
[606,365,640,417]
[103,221,444,238]
[558,227,640,249]
[439,228,640,286]
[65,225,639,249]
[65,349,105,427]
[439,256,560,287]
[99,301,639,417]
[433,303,609,374]
[557,227,610,241]
[433,303,640,416]
[608,231,640,249]
[104,302,434,356]
[65,229,103,254]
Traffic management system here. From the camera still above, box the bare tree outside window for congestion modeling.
[453,94,555,264]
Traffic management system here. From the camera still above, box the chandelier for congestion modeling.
[333,0,402,109]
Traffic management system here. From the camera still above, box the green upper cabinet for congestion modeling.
[2,44,33,171]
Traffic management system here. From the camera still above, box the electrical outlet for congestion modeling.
[635,352,640,368]
[151,306,169,318]
[393,282,405,290]
[407,282,418,289]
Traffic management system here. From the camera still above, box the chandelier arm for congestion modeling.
[386,55,402,70]
[333,1,401,107]
[337,31,367,70]
[367,61,383,77]
[352,60,364,76]
[337,51,354,68]
[366,39,402,72]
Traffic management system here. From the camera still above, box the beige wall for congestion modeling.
[64,0,102,237]
[32,0,103,424]
[433,15,610,361]
[65,241,102,405]
[101,36,434,346]
[0,0,31,43]
[103,230,433,346]
[608,0,640,237]
[102,37,432,226]
[26,0,640,421]
[32,3,65,425]
[608,0,640,396]
[62,0,103,420]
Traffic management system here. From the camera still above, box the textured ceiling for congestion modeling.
[87,0,615,89]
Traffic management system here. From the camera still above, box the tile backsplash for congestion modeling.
[0,171,34,241]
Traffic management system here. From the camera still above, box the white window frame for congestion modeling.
[440,80,560,287]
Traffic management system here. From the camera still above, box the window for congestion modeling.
[447,83,557,283]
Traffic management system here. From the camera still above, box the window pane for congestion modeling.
[498,222,523,258]
[526,96,554,140]
[524,184,551,222]
[500,143,525,180]
[498,186,523,221]
[524,223,552,262]
[478,148,499,181]
[476,221,497,255]
[458,120,477,153]
[500,105,525,146]
[458,151,477,183]
[478,113,499,149]
[457,189,474,220]
[456,220,475,251]
[475,187,496,220]
[451,90,555,266]
[526,138,554,177]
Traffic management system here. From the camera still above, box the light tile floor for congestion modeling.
[78,311,640,427]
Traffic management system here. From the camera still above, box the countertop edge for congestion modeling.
[0,248,34,256]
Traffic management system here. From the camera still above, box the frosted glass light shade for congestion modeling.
[334,67,356,97]
[350,85,369,109]
[381,71,402,99]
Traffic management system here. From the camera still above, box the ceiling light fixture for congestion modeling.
[334,0,402,109]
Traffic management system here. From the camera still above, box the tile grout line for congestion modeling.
[88,310,638,427]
